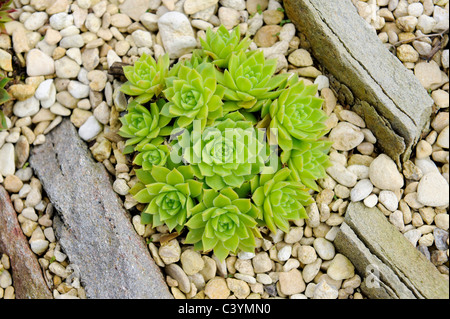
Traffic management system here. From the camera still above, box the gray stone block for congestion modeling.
[335,202,449,299]
[284,0,434,163]
[30,119,172,299]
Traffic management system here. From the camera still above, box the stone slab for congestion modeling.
[284,0,434,163]
[0,186,53,299]
[29,119,172,299]
[334,202,449,299]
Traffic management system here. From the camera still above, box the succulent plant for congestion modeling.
[200,25,252,69]
[217,50,289,110]
[130,166,203,233]
[251,167,313,233]
[121,53,170,104]
[281,139,333,192]
[118,99,172,152]
[185,187,261,261]
[162,61,224,130]
[118,23,332,261]
[179,112,268,191]
[133,140,170,171]
[0,77,11,130]
[0,0,15,34]
[269,80,329,152]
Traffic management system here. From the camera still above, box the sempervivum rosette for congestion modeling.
[217,50,289,110]
[281,139,333,192]
[269,80,329,152]
[133,141,170,171]
[179,112,268,191]
[185,187,261,261]
[162,61,224,129]
[121,53,170,104]
[118,99,171,152]
[200,25,252,69]
[130,166,203,233]
[251,167,313,233]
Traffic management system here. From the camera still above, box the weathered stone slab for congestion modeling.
[0,186,53,299]
[29,119,172,299]
[284,0,434,164]
[335,202,449,299]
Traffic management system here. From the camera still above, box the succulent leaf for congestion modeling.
[218,50,289,110]
[119,99,171,151]
[282,139,333,192]
[121,53,170,104]
[134,166,202,233]
[178,112,268,191]
[200,25,252,69]
[269,80,329,152]
[185,187,260,261]
[251,167,313,234]
[163,61,224,129]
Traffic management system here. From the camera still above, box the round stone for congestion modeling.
[369,154,404,191]
[327,254,355,281]
[313,238,335,261]
[204,277,230,299]
[329,122,365,151]
[417,172,449,207]
[180,249,205,276]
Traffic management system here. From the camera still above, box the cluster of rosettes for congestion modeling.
[120,25,332,261]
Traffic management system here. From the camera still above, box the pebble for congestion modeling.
[184,0,219,14]
[158,12,197,59]
[68,81,90,99]
[278,269,306,295]
[204,277,230,299]
[436,126,449,149]
[55,57,81,79]
[298,245,317,265]
[24,12,48,31]
[414,61,443,90]
[26,49,55,76]
[165,263,191,294]
[218,7,241,30]
[288,49,313,67]
[252,252,272,273]
[369,154,404,191]
[313,238,335,261]
[313,279,338,299]
[0,269,12,288]
[254,25,282,48]
[327,254,354,281]
[417,172,449,207]
[389,210,405,231]
[378,190,399,211]
[277,245,292,262]
[226,278,250,299]
[4,175,24,193]
[180,250,204,276]
[329,122,365,151]
[159,239,181,264]
[435,214,449,231]
[13,96,40,118]
[404,229,422,247]
[132,30,153,48]
[326,162,357,188]
[432,90,449,110]
[50,13,74,30]
[363,194,378,208]
[110,14,132,28]
[350,179,374,202]
[433,228,449,251]
[78,116,102,142]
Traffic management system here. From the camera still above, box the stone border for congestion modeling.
[284,0,434,164]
